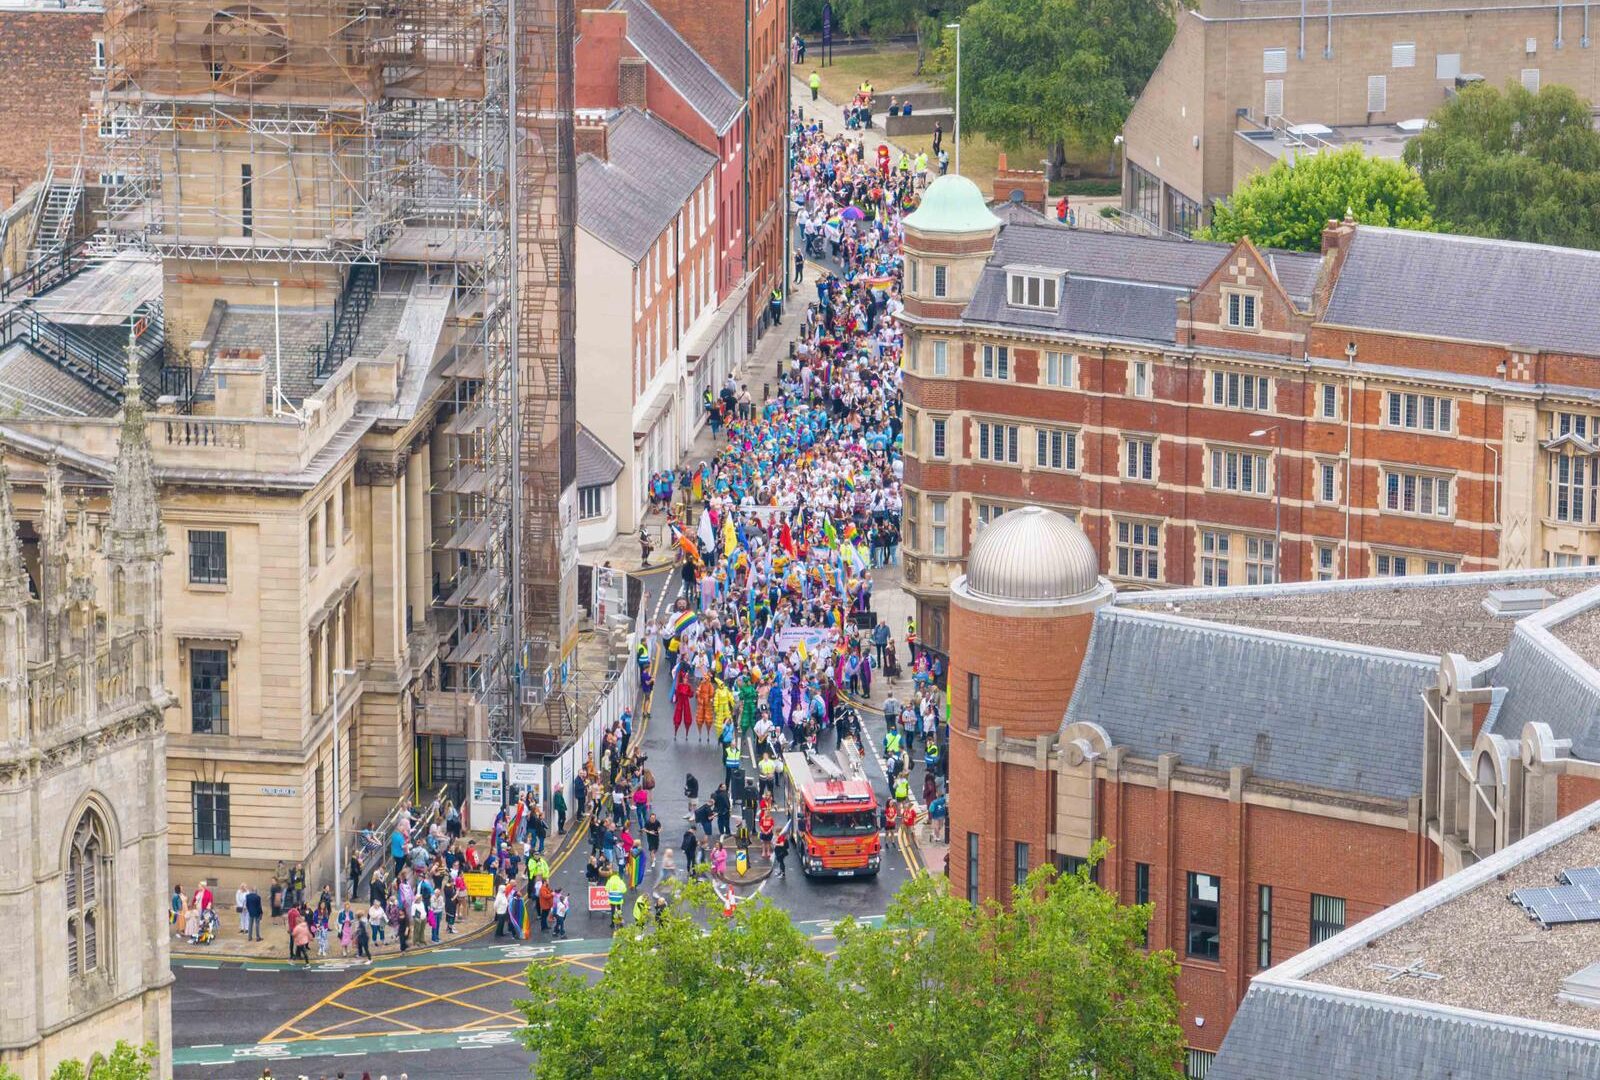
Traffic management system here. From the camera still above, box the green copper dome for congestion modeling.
[904,174,1002,234]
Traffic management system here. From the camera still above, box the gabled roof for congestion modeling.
[1323,226,1600,357]
[577,108,716,264]
[610,0,743,136]
[576,423,625,488]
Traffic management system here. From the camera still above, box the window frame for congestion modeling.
[1380,467,1454,519]
[1208,447,1272,496]
[1383,390,1454,434]
[929,498,948,556]
[1310,893,1347,945]
[1186,871,1221,962]
[1222,290,1260,330]
[189,646,231,735]
[65,811,110,981]
[966,833,980,905]
[930,416,949,461]
[1258,883,1273,970]
[1013,841,1030,886]
[931,338,948,377]
[1316,460,1339,505]
[1043,351,1074,388]
[1115,518,1161,582]
[193,781,232,856]
[1210,370,1272,412]
[980,344,1011,381]
[1124,436,1156,483]
[933,264,948,298]
[1319,383,1339,420]
[578,484,605,521]
[966,672,981,732]
[187,528,229,586]
[976,420,1021,466]
[1005,271,1059,311]
[1035,426,1079,472]
[1129,358,1152,399]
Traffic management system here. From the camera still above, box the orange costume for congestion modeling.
[695,677,716,732]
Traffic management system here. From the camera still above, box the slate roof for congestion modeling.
[576,423,625,488]
[610,0,742,135]
[1061,607,1434,801]
[1324,226,1600,357]
[960,220,1322,342]
[577,108,716,264]
[0,343,119,418]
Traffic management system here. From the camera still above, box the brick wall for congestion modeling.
[0,11,101,208]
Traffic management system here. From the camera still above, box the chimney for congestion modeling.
[619,57,647,109]
[575,118,609,161]
[1311,214,1359,315]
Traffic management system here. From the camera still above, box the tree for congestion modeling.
[1403,82,1600,250]
[520,881,832,1078]
[792,0,969,74]
[941,0,1176,163]
[0,1041,158,1080]
[1198,144,1437,252]
[796,853,1182,1080]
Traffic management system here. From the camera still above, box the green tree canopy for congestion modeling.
[1402,82,1600,250]
[942,0,1175,156]
[0,1041,158,1080]
[1198,144,1437,251]
[521,854,1183,1080]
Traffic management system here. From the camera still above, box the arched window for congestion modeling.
[66,810,111,979]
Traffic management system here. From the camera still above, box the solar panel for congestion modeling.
[1510,883,1600,928]
[1559,866,1600,888]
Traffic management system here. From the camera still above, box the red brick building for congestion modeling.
[947,501,1600,1073]
[898,175,1600,660]
[0,3,104,209]
[639,0,789,345]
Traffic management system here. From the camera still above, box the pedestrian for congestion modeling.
[493,885,510,938]
[553,888,570,938]
[681,828,699,878]
[339,901,356,956]
[356,912,372,961]
[553,787,568,834]
[773,829,788,878]
[809,69,821,102]
[245,884,263,941]
[713,784,732,837]
[291,915,312,965]
[235,882,250,935]
[793,250,805,285]
[645,811,662,857]
[538,878,555,934]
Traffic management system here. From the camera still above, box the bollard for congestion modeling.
[762,381,770,401]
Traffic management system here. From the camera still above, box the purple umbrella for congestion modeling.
[840,205,865,221]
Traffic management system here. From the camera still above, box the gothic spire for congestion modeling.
[0,458,27,602]
[107,345,163,563]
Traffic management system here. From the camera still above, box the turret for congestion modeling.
[104,358,166,698]
[0,459,30,747]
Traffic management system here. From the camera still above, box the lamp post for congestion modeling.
[1250,427,1283,582]
[333,667,357,902]
[945,22,961,176]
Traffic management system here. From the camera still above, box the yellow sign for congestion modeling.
[464,872,496,899]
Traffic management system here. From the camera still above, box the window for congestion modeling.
[1135,862,1151,946]
[1043,351,1074,387]
[1013,842,1030,886]
[193,782,231,856]
[1116,519,1161,582]
[933,265,948,298]
[1258,884,1273,969]
[240,163,253,237]
[1553,412,1595,440]
[1367,74,1387,113]
[1128,162,1161,225]
[1035,427,1078,471]
[931,417,948,460]
[93,39,107,70]
[966,833,980,904]
[1522,67,1541,93]
[1550,450,1598,524]
[578,485,605,520]
[1384,391,1453,432]
[1392,42,1416,68]
[1186,1049,1216,1080]
[909,259,920,293]
[1319,383,1339,419]
[1375,551,1458,577]
[1317,460,1339,504]
[976,421,1020,465]
[975,502,1006,528]
[1246,536,1282,582]
[187,529,227,584]
[1186,872,1221,961]
[1548,552,1598,568]
[1200,529,1231,587]
[307,515,319,570]
[1209,448,1271,495]
[1436,52,1461,80]
[1316,544,1337,581]
[1224,291,1259,330]
[1130,359,1152,399]
[930,499,948,555]
[1210,371,1271,411]
[323,497,336,558]
[316,761,327,834]
[1125,437,1156,482]
[1007,272,1058,310]
[1310,893,1347,945]
[1263,47,1287,74]
[981,344,1010,380]
[967,672,981,732]
[342,474,355,536]
[1382,469,1453,518]
[190,647,230,734]
[1167,187,1203,237]
[1264,78,1284,119]
[66,811,109,979]
[931,339,948,376]
[905,408,918,454]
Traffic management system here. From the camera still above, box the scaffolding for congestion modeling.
[98,0,576,764]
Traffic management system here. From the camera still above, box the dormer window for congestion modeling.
[1225,290,1259,330]
[1007,271,1059,310]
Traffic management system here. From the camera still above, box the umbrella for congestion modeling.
[840,205,865,221]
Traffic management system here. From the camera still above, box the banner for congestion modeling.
[468,759,505,832]
[464,872,496,899]
[508,762,545,809]
[777,626,832,653]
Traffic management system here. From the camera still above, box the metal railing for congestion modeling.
[310,262,378,381]
[350,783,452,895]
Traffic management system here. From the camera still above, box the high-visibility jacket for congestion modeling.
[884,731,902,756]
[724,743,741,770]
[893,775,909,801]
[606,874,625,907]
[925,743,941,769]
[633,894,650,923]
[809,73,821,90]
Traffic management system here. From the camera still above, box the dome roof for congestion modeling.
[904,174,1002,234]
[964,506,1101,603]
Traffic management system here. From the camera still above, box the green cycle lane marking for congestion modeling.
[176,1028,523,1066]
[177,936,609,973]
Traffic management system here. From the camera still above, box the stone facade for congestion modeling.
[0,380,174,1076]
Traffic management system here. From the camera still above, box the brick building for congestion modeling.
[899,174,1600,660]
[946,501,1600,1071]
[1123,0,1600,235]
[0,0,104,209]
[639,0,789,345]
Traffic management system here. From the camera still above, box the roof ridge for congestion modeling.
[1100,605,1441,666]
[613,0,741,102]
[1355,222,1600,261]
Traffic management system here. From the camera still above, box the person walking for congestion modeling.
[356,911,372,961]
[552,888,570,939]
[681,827,699,879]
[809,69,821,102]
[773,828,788,878]
[553,787,568,835]
[793,250,805,286]
[493,884,510,938]
[235,883,250,935]
[713,783,732,837]
[244,884,263,941]
[290,915,312,965]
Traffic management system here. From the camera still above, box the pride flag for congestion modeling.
[669,609,700,639]
[521,893,533,939]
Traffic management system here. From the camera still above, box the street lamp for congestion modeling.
[945,22,961,177]
[333,667,357,903]
[1249,427,1283,582]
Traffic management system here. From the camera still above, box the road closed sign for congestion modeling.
[588,886,611,912]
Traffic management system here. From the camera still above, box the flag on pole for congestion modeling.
[669,609,700,640]
[823,517,839,548]
[520,892,534,939]
[697,510,716,553]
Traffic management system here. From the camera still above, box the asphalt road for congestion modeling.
[172,565,919,1078]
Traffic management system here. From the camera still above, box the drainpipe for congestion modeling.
[1299,0,1306,60]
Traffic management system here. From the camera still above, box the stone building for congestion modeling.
[900,174,1600,661]
[1122,0,1600,235]
[946,502,1600,1072]
[0,376,173,1076]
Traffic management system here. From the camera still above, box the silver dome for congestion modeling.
[964,505,1101,603]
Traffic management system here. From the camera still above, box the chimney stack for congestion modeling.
[575,114,609,161]
[619,57,647,110]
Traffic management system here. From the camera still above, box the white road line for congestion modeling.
[397,1048,432,1054]
[189,1044,222,1049]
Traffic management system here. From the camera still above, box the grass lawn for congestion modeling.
[892,130,1051,201]
[807,48,923,108]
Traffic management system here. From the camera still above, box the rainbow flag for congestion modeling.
[521,893,533,939]
[669,609,700,639]
[624,848,647,888]
[864,274,894,292]
[507,892,526,939]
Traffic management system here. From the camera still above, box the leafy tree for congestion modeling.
[796,852,1182,1080]
[791,0,969,73]
[1403,82,1600,250]
[940,0,1176,162]
[1199,144,1437,251]
[0,1041,158,1080]
[520,881,831,1077]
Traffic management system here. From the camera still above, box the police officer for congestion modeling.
[605,871,625,929]
[924,740,941,776]
[723,739,742,789]
[769,287,783,326]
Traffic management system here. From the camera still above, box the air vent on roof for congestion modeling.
[1561,961,1600,1009]
[1482,588,1557,617]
